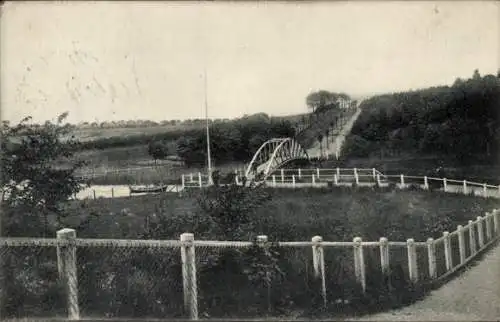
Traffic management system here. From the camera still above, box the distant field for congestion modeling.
[71,123,203,142]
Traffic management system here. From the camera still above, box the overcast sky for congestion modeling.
[1,1,498,124]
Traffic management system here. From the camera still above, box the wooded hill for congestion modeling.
[344,70,500,165]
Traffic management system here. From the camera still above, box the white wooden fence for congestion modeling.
[2,208,498,320]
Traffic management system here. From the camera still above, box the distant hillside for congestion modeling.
[343,70,500,165]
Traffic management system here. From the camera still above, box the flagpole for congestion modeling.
[204,69,213,185]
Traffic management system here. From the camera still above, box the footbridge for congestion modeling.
[244,138,309,182]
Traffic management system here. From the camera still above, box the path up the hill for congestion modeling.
[306,107,362,159]
[352,244,500,321]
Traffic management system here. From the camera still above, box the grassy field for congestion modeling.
[62,187,498,240]
[70,123,203,142]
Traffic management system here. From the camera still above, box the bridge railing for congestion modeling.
[4,208,498,320]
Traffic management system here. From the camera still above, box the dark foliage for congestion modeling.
[344,71,500,164]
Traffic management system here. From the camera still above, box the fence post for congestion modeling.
[334,174,338,186]
[426,238,437,279]
[457,225,466,264]
[372,168,376,180]
[477,216,484,248]
[298,168,302,179]
[272,175,276,187]
[407,238,418,283]
[316,168,320,178]
[336,167,340,179]
[463,180,467,195]
[469,220,477,254]
[485,212,493,241]
[493,209,499,235]
[292,175,296,188]
[198,172,202,188]
[111,187,114,198]
[93,189,96,200]
[312,174,316,185]
[281,169,284,183]
[353,168,359,185]
[56,228,80,320]
[376,174,381,186]
[312,236,327,308]
[400,174,405,188]
[180,233,198,320]
[353,237,366,293]
[443,178,447,192]
[181,174,186,189]
[443,231,452,271]
[483,183,488,197]
[379,237,390,275]
[424,176,429,190]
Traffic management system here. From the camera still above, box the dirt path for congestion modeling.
[352,244,500,321]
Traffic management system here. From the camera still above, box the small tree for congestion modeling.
[148,140,169,164]
[1,113,87,236]
[317,133,324,157]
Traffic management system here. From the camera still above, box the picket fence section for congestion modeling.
[181,168,500,199]
[1,208,498,321]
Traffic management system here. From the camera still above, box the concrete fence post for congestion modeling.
[316,168,320,178]
[180,233,198,320]
[424,176,429,190]
[198,172,202,188]
[400,174,405,187]
[292,175,296,188]
[443,178,448,192]
[426,238,437,279]
[485,212,493,241]
[334,174,338,186]
[379,237,390,275]
[353,168,359,185]
[372,168,377,180]
[407,238,418,283]
[469,220,477,254]
[443,231,452,271]
[493,209,499,235]
[312,236,327,308]
[336,167,340,179]
[312,174,316,185]
[477,216,484,248]
[483,183,488,198]
[281,169,284,183]
[353,237,366,293]
[272,175,276,187]
[56,228,80,320]
[376,174,381,186]
[298,168,302,179]
[463,180,467,195]
[457,225,466,264]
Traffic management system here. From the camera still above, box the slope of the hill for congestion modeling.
[342,71,500,167]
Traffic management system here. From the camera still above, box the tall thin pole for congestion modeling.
[204,69,213,185]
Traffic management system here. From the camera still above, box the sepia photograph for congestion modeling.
[0,1,499,321]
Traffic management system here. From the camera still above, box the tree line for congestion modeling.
[343,70,500,164]
[174,113,295,167]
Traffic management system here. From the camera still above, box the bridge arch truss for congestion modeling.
[245,138,309,180]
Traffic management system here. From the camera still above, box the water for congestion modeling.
[74,184,183,200]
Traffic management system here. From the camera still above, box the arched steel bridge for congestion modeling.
[244,137,309,182]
